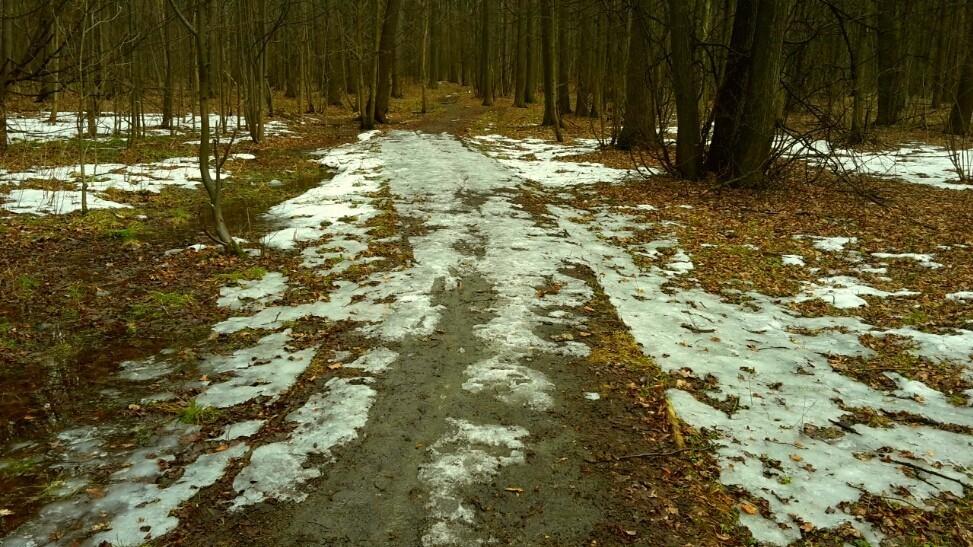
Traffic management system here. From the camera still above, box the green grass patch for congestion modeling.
[216,266,267,284]
[128,291,195,322]
[178,400,220,425]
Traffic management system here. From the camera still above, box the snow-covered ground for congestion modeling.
[0,154,254,215]
[789,139,973,190]
[5,131,973,546]
[5,112,291,143]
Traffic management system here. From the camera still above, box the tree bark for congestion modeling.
[514,0,528,107]
[481,0,494,105]
[540,0,561,141]
[617,1,658,150]
[373,0,401,123]
[875,0,904,126]
[705,0,792,187]
[556,0,571,114]
[668,0,701,178]
[947,0,973,134]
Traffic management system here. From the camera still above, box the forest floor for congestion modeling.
[2,85,973,547]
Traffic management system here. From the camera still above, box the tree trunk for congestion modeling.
[373,0,401,123]
[668,0,701,178]
[524,0,536,104]
[540,0,562,141]
[617,1,658,150]
[169,0,239,253]
[705,0,792,187]
[556,0,571,114]
[574,0,593,116]
[875,0,904,126]
[420,0,429,113]
[514,0,528,107]
[481,0,494,106]
[947,0,973,134]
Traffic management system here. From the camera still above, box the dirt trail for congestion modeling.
[184,133,621,546]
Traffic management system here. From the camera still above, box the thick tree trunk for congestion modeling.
[514,0,528,107]
[374,0,402,123]
[705,0,792,187]
[574,0,593,116]
[947,0,973,135]
[668,0,701,178]
[481,0,494,105]
[524,0,536,104]
[617,1,657,150]
[540,0,561,141]
[556,0,571,114]
[875,0,904,126]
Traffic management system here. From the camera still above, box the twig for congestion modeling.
[827,418,860,435]
[591,447,693,464]
[885,457,970,488]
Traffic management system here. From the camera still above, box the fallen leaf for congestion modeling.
[739,502,759,515]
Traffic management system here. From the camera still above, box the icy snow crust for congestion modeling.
[7,131,973,546]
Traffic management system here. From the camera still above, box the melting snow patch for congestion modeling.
[1,188,129,215]
[795,275,918,309]
[552,205,973,545]
[216,420,265,441]
[231,378,375,508]
[947,291,973,301]
[871,252,943,269]
[346,347,399,373]
[781,254,805,267]
[196,330,317,408]
[217,271,288,311]
[117,356,172,381]
[419,419,529,546]
[584,392,601,401]
[462,356,555,410]
[796,235,858,252]
[790,140,973,190]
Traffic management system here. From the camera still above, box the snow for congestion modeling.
[5,112,291,143]
[782,254,805,266]
[1,188,130,215]
[796,275,919,309]
[796,235,858,252]
[0,155,234,215]
[346,347,399,373]
[551,204,973,545]
[419,418,529,546]
[117,356,171,381]
[231,378,375,508]
[791,140,973,190]
[947,291,973,301]
[871,252,943,269]
[462,355,555,410]
[471,133,635,187]
[216,420,265,441]
[196,330,317,408]
[216,272,288,311]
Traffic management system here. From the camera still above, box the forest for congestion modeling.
[2,0,973,546]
